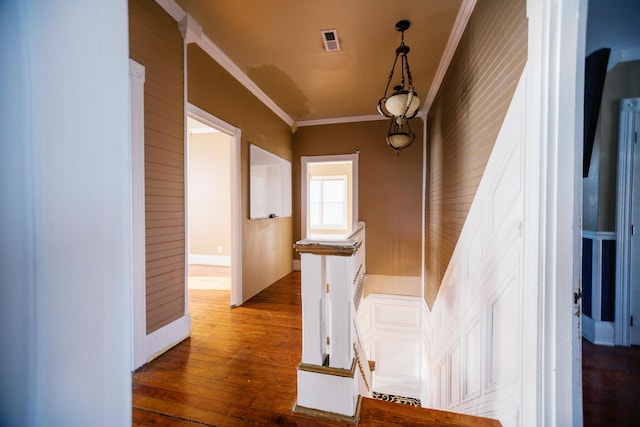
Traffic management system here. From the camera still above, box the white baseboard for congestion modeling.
[189,254,231,266]
[292,259,301,271]
[145,314,191,362]
[582,314,614,346]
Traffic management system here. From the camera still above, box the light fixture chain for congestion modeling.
[383,53,401,97]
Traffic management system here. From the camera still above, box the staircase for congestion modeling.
[293,222,501,426]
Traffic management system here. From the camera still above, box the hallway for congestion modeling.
[132,272,499,426]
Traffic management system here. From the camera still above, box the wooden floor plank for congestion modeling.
[582,339,640,427]
[133,272,500,426]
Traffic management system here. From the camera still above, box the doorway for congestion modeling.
[186,104,242,307]
[615,98,640,346]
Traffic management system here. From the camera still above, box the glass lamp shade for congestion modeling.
[385,90,420,117]
[387,131,414,150]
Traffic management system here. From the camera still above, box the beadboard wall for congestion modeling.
[424,0,527,308]
[130,0,186,334]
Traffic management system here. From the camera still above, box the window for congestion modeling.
[309,176,347,229]
[301,154,358,240]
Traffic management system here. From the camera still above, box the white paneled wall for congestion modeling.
[428,76,526,426]
[358,294,426,399]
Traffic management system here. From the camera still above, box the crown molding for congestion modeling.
[155,0,184,21]
[421,0,477,115]
[196,37,295,127]
[179,14,202,45]
[297,114,386,128]
[155,0,295,129]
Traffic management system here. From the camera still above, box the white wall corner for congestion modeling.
[608,47,640,70]
[179,14,202,44]
[145,314,191,363]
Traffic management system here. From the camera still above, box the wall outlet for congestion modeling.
[217,246,222,254]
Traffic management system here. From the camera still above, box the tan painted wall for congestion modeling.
[188,132,231,257]
[293,120,423,277]
[583,60,640,232]
[187,44,293,302]
[424,0,527,308]
[130,0,185,334]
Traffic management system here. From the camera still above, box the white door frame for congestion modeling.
[524,0,586,424]
[186,103,243,307]
[300,154,359,240]
[615,97,640,346]
[130,59,147,371]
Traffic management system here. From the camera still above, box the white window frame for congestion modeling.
[301,154,358,240]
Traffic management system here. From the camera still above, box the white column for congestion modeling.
[327,256,354,369]
[300,253,326,365]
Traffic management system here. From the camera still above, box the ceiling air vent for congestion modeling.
[321,29,341,52]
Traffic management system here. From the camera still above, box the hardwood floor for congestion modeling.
[582,338,640,427]
[132,272,500,426]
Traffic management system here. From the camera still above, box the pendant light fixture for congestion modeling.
[377,20,420,155]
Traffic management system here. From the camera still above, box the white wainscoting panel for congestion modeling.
[462,314,482,402]
[358,292,425,399]
[429,75,526,426]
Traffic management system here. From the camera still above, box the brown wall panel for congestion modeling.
[187,44,293,302]
[130,0,185,333]
[293,120,423,277]
[424,0,527,308]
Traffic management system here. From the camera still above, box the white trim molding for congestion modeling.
[296,114,386,128]
[187,103,243,307]
[155,0,294,128]
[179,14,202,45]
[189,254,231,267]
[524,0,587,424]
[582,315,615,346]
[145,314,192,362]
[615,97,640,346]
[421,0,477,113]
[300,154,359,241]
[129,59,147,371]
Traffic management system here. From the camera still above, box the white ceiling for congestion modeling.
[172,0,467,125]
